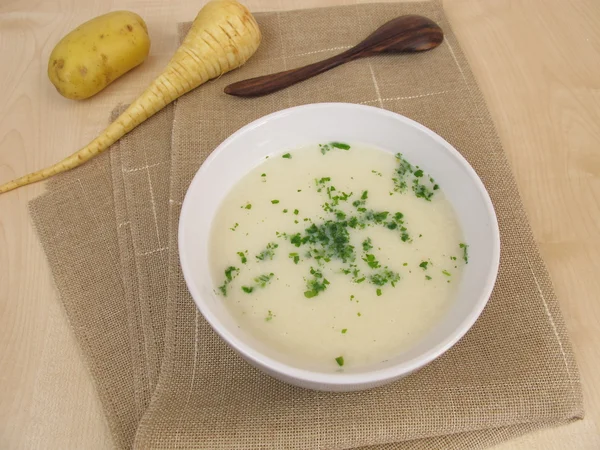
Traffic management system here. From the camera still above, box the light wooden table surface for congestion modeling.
[1,0,599,448]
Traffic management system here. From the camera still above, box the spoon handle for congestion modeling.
[224,49,358,98]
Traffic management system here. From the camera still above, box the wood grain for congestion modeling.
[224,14,444,97]
[1,0,599,448]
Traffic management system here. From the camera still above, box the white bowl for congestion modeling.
[179,103,500,392]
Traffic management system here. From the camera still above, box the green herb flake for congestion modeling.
[363,253,380,269]
[341,328,348,334]
[371,170,382,177]
[403,262,408,266]
[412,180,435,201]
[425,275,432,280]
[225,266,239,282]
[319,144,331,155]
[288,252,300,265]
[357,312,362,317]
[331,142,351,150]
[265,310,274,321]
[254,273,275,288]
[261,173,266,177]
[370,269,401,287]
[362,238,373,251]
[376,288,382,296]
[282,153,292,159]
[293,209,299,215]
[230,222,239,231]
[419,261,429,270]
[361,190,369,200]
[335,356,345,366]
[271,199,280,204]
[442,270,451,277]
[256,242,279,261]
[414,169,424,177]
[243,203,252,210]
[242,286,253,294]
[459,242,469,263]
[283,209,288,213]
[237,251,248,264]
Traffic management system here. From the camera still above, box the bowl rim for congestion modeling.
[179,102,500,387]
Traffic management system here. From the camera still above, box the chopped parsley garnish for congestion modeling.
[230,222,239,231]
[255,273,274,287]
[341,328,347,334]
[283,209,288,213]
[371,170,382,177]
[362,253,380,269]
[425,275,432,280]
[369,269,400,287]
[225,266,238,281]
[241,273,275,293]
[419,261,429,270]
[282,153,292,159]
[376,288,382,296]
[265,310,274,321]
[293,209,299,215]
[362,238,373,251]
[331,142,351,150]
[304,267,330,298]
[242,203,252,210]
[392,153,414,192]
[261,173,266,177]
[357,312,362,317]
[335,356,345,366]
[412,178,435,201]
[442,269,451,277]
[256,242,279,261]
[271,199,280,204]
[288,252,300,264]
[460,242,469,263]
[320,142,351,154]
[218,266,240,296]
[393,153,438,201]
[361,190,368,200]
[237,251,248,264]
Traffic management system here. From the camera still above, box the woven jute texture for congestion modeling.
[29,2,583,449]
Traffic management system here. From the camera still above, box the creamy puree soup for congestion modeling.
[209,143,468,371]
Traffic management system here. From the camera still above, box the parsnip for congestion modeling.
[0,0,261,194]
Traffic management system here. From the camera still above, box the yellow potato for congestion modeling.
[48,11,151,100]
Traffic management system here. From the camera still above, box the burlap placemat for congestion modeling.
[134,2,582,448]
[29,144,141,449]
[109,104,174,410]
[28,1,583,449]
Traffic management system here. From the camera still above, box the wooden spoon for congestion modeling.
[224,15,444,98]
